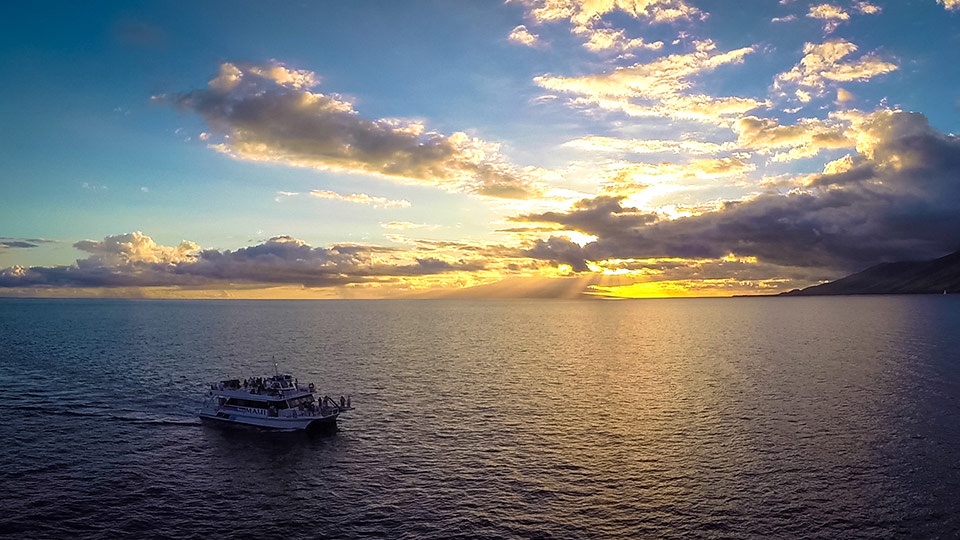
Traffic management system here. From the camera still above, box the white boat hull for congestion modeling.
[199,408,338,431]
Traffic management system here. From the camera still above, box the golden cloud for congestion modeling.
[733,115,854,161]
[524,0,703,26]
[535,40,767,124]
[508,25,540,47]
[309,190,411,209]
[775,39,897,101]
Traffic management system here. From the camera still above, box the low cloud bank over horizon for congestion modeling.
[0,232,486,291]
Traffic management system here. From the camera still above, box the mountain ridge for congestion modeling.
[781,250,960,296]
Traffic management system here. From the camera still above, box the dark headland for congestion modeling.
[780,250,960,296]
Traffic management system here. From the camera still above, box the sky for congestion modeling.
[1,0,960,299]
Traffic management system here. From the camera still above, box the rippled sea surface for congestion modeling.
[3,297,960,539]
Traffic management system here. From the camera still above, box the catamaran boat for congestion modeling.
[199,369,351,431]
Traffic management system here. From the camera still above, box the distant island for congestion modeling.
[781,250,960,296]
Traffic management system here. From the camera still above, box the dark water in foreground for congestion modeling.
[2,297,960,539]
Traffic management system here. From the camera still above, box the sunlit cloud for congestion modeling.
[775,39,898,102]
[597,157,756,190]
[535,40,768,124]
[74,231,199,267]
[508,25,541,47]
[309,189,411,209]
[853,2,881,15]
[520,0,703,26]
[807,4,850,33]
[575,27,663,53]
[938,0,960,11]
[733,115,854,162]
[162,61,541,199]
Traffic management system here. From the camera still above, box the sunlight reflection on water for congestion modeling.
[2,296,960,538]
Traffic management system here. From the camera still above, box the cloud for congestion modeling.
[521,0,703,26]
[775,39,898,102]
[1,241,37,249]
[807,4,850,33]
[535,40,768,124]
[562,135,731,155]
[515,110,960,273]
[733,115,854,161]
[853,2,881,15]
[163,61,539,199]
[508,25,540,47]
[309,190,411,209]
[575,27,663,53]
[938,0,960,11]
[0,233,489,290]
[0,237,53,250]
[596,157,756,193]
[73,232,199,267]
[380,221,440,231]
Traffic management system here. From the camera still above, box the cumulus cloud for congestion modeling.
[775,39,897,102]
[0,233,488,290]
[309,189,411,209]
[162,61,539,199]
[535,40,768,124]
[508,25,540,46]
[514,110,960,273]
[73,232,198,267]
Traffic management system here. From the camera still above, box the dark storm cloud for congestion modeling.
[518,110,960,272]
[513,196,659,240]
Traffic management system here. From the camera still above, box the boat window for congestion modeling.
[224,397,283,409]
[286,396,314,408]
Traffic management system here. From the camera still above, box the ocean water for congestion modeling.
[2,296,960,539]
